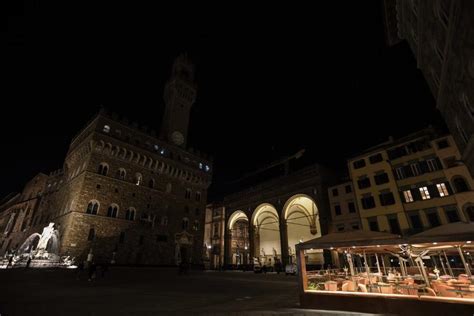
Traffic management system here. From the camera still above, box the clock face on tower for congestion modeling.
[171,131,184,145]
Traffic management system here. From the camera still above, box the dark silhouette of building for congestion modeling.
[0,55,212,265]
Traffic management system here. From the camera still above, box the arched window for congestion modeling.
[125,208,136,221]
[453,176,470,193]
[161,216,168,226]
[182,217,189,230]
[185,188,191,199]
[195,191,201,202]
[465,205,474,222]
[87,228,95,241]
[107,204,119,218]
[98,163,109,176]
[148,179,155,189]
[117,168,126,180]
[86,201,99,215]
[135,173,142,186]
[103,125,110,133]
[193,220,199,231]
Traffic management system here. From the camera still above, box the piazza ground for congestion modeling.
[0,267,379,315]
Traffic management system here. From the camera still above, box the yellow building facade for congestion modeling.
[348,129,474,235]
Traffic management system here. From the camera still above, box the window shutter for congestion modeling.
[435,158,442,170]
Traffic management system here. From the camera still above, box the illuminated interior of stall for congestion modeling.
[303,240,474,301]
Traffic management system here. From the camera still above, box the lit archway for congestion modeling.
[252,203,281,265]
[283,194,322,265]
[228,211,249,265]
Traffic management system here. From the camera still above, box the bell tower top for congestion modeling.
[161,53,197,148]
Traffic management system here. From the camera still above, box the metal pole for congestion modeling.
[443,250,454,276]
[363,251,372,288]
[415,256,430,288]
[375,253,381,275]
[363,250,371,274]
[399,257,406,276]
[457,246,472,277]
[439,254,447,275]
[381,254,387,275]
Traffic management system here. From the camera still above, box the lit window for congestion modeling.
[419,187,431,200]
[437,183,449,197]
[103,125,110,133]
[154,144,159,151]
[403,190,414,203]
[160,149,165,155]
[199,163,203,170]
[205,165,210,172]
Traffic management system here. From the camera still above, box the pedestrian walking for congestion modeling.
[88,262,97,281]
[76,261,85,280]
[6,254,14,269]
[26,255,32,269]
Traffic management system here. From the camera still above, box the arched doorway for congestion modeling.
[252,203,281,268]
[283,195,322,265]
[228,211,250,265]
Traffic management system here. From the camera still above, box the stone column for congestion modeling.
[254,229,260,259]
[224,226,233,266]
[248,220,255,264]
[280,221,289,266]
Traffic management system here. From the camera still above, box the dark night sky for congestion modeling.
[3,1,445,200]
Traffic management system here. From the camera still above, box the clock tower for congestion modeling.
[161,54,197,148]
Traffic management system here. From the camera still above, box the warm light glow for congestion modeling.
[403,190,414,203]
[419,186,431,200]
[433,242,438,245]
[467,241,472,244]
[436,183,449,197]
